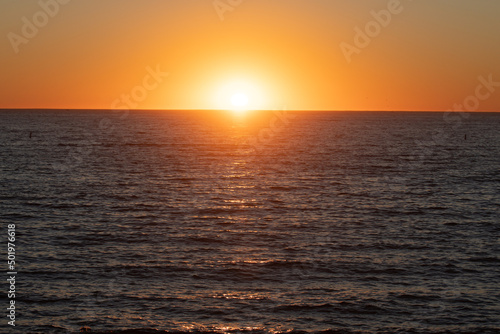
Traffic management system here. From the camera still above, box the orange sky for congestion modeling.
[1,0,499,111]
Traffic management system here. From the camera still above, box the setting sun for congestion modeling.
[230,93,249,111]
[211,77,270,111]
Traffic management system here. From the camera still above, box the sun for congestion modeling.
[230,93,249,111]
[212,77,269,112]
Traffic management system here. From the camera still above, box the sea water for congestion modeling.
[0,110,499,333]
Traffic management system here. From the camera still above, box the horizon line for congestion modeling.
[0,108,498,113]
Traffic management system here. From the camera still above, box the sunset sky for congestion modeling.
[1,0,499,111]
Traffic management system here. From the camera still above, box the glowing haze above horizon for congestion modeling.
[0,0,499,111]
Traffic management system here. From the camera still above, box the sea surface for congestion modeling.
[0,110,499,334]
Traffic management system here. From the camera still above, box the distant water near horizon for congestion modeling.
[0,110,499,334]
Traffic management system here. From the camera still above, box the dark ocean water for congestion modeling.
[0,110,499,334]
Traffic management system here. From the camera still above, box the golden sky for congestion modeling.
[1,0,499,111]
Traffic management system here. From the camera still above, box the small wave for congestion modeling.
[188,236,223,244]
[124,143,164,147]
[392,293,440,301]
[274,302,387,315]
[274,303,335,312]
[31,324,71,333]
[2,212,38,219]
[196,207,254,215]
[56,143,81,147]
[468,257,500,263]
[15,296,74,304]
[268,186,298,191]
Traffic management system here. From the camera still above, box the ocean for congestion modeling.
[0,110,499,334]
